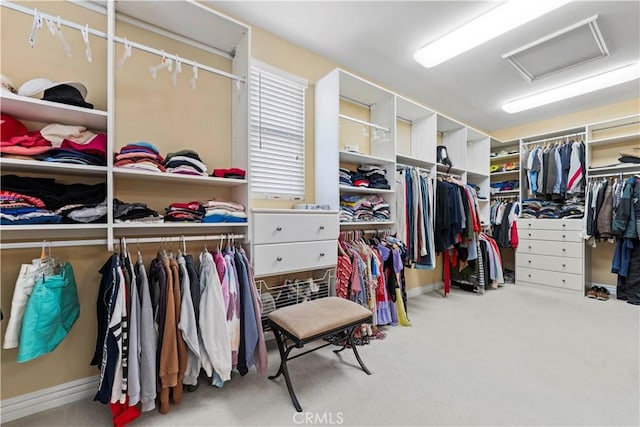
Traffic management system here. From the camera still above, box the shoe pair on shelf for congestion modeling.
[586,286,610,301]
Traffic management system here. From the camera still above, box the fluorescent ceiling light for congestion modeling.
[502,62,640,113]
[414,0,571,68]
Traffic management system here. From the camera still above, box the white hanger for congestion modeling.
[81,24,92,62]
[150,51,172,79]
[118,37,132,69]
[191,62,199,90]
[29,9,43,48]
[171,55,182,87]
[45,17,72,58]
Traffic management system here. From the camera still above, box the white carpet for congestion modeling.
[4,283,639,427]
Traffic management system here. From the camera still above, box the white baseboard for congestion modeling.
[1,375,97,423]
[407,282,443,298]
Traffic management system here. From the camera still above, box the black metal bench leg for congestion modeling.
[345,324,372,375]
[269,327,303,412]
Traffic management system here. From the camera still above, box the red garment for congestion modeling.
[510,221,519,249]
[212,168,246,178]
[168,201,202,211]
[0,190,46,207]
[336,252,352,299]
[109,398,140,427]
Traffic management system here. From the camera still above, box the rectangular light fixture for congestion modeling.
[502,62,640,113]
[413,0,571,68]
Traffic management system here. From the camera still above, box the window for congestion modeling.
[250,61,308,199]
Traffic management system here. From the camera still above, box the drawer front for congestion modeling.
[517,240,583,258]
[519,228,582,243]
[516,253,583,275]
[253,213,338,244]
[253,240,337,277]
[516,267,583,291]
[517,219,582,231]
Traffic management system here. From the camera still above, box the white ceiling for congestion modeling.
[208,1,640,133]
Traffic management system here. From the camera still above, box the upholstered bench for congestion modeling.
[267,296,373,412]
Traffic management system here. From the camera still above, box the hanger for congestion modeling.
[137,238,143,264]
[150,50,172,79]
[191,62,199,90]
[29,8,43,48]
[45,16,72,58]
[80,24,92,62]
[118,37,132,69]
[171,54,182,87]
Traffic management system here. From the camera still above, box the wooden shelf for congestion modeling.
[1,93,108,131]
[339,185,393,194]
[113,167,247,186]
[396,154,435,170]
[339,150,394,165]
[436,163,465,175]
[0,158,107,177]
[339,220,394,227]
[490,152,520,161]
[490,170,520,177]
[588,132,639,146]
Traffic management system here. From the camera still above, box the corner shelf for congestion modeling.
[0,93,108,131]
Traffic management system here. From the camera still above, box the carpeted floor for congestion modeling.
[4,283,639,427]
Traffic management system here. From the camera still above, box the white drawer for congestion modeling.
[516,253,583,275]
[517,240,583,258]
[517,219,582,231]
[519,228,582,243]
[253,240,337,277]
[253,212,338,244]
[517,267,583,291]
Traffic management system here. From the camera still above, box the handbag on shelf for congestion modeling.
[437,145,453,172]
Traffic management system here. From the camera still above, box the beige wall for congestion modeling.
[491,98,640,141]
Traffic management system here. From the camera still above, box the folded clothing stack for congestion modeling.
[1,116,107,166]
[340,194,390,222]
[202,200,247,223]
[490,180,520,194]
[164,150,207,176]
[164,201,205,222]
[358,165,390,190]
[113,199,163,223]
[211,168,246,179]
[339,168,352,186]
[1,190,60,225]
[115,142,165,172]
[1,175,106,224]
[339,165,390,189]
[521,198,584,219]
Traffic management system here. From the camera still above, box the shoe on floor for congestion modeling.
[596,287,610,301]
[586,287,598,299]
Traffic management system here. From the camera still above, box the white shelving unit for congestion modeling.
[315,69,397,229]
[490,139,521,206]
[0,1,251,250]
[586,114,640,176]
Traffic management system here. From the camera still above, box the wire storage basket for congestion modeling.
[257,268,335,331]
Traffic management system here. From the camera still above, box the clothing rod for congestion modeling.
[1,1,245,83]
[436,170,461,179]
[521,131,585,146]
[588,172,639,179]
[1,234,246,250]
[396,163,432,173]
[338,114,390,132]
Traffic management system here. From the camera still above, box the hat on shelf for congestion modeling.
[18,78,93,109]
[0,113,28,142]
[619,147,640,164]
[1,74,18,95]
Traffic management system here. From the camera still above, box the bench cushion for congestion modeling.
[268,297,372,340]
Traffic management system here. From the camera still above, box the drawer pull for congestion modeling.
[276,257,283,262]
[276,227,283,231]
[319,225,325,230]
[562,248,566,252]
[562,234,566,238]
[528,246,532,249]
[528,274,531,278]
[562,224,566,228]
[562,264,566,268]
[320,252,325,257]
[562,279,565,283]
[528,260,531,264]
[528,233,532,237]
[528,223,531,227]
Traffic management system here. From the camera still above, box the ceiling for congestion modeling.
[208,1,640,133]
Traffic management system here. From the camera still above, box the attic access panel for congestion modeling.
[503,15,609,83]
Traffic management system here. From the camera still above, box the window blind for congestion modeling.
[250,63,308,199]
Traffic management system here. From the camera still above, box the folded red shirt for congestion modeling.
[212,168,246,178]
